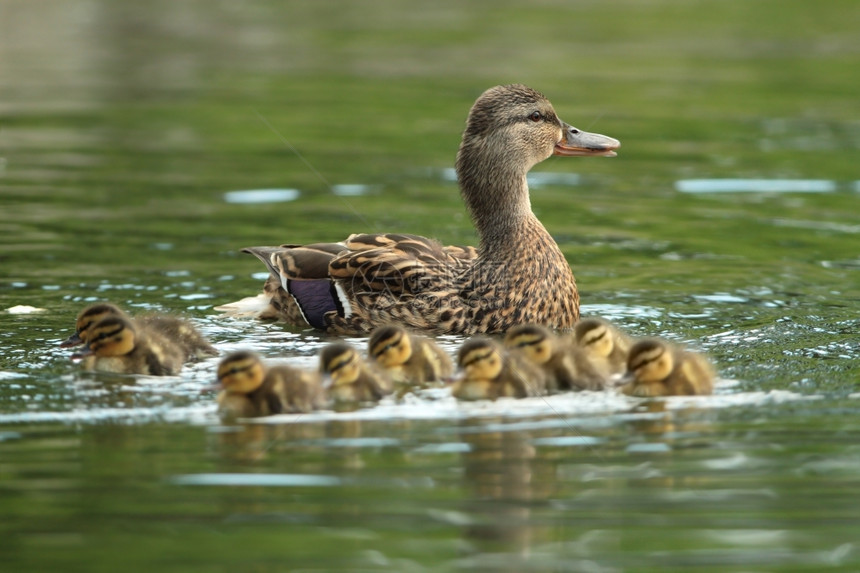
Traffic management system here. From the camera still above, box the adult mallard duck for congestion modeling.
[620,338,715,397]
[218,84,619,334]
[62,302,217,362]
[215,351,326,419]
[504,324,606,392]
[74,315,184,376]
[452,337,547,400]
[367,324,454,386]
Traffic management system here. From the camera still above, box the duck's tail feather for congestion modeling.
[214,293,274,318]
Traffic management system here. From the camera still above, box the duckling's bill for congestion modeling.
[553,123,620,157]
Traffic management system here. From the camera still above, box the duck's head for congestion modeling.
[624,339,675,384]
[217,351,265,395]
[82,316,137,357]
[368,325,413,368]
[574,318,615,358]
[504,324,556,366]
[457,337,504,382]
[320,342,362,387]
[61,302,126,348]
[458,84,619,175]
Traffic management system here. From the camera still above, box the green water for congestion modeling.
[2,0,860,570]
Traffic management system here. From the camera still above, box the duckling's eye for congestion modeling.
[529,111,542,123]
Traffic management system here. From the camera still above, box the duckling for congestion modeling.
[319,342,393,404]
[452,337,547,401]
[620,338,715,397]
[504,324,606,392]
[62,302,217,362]
[220,84,620,335]
[573,318,633,377]
[367,325,454,386]
[75,315,184,376]
[61,302,128,348]
[215,351,326,420]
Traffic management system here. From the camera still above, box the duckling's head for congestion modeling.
[625,339,675,383]
[85,316,137,357]
[504,324,556,366]
[62,302,126,347]
[217,351,265,395]
[368,325,413,368]
[320,342,362,387]
[457,337,504,382]
[574,318,614,358]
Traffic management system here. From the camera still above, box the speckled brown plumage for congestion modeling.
[220,84,619,334]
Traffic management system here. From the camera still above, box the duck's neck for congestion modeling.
[456,151,538,254]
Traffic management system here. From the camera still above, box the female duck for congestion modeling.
[215,351,326,420]
[620,338,715,397]
[75,315,184,376]
[452,337,547,401]
[367,325,453,386]
[504,324,606,392]
[218,84,619,334]
[573,318,632,377]
[319,342,393,404]
[62,302,217,362]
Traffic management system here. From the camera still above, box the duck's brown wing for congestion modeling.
[235,234,476,332]
[331,233,470,296]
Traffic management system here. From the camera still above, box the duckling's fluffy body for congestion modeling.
[504,324,606,391]
[320,342,393,404]
[216,351,327,420]
[64,302,216,362]
[573,318,632,378]
[368,325,453,386]
[453,337,547,401]
[219,84,619,335]
[78,316,184,376]
[621,339,714,397]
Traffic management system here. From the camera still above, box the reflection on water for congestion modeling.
[223,189,301,204]
[675,179,837,193]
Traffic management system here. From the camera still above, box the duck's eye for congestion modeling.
[529,111,542,123]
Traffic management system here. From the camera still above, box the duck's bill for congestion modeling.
[70,348,93,361]
[554,123,620,157]
[59,332,84,348]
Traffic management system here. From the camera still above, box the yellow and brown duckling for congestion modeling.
[61,302,128,348]
[573,318,633,378]
[504,324,607,392]
[62,302,217,362]
[452,337,547,401]
[215,351,327,420]
[219,84,619,335]
[74,315,184,376]
[319,342,393,404]
[620,338,715,397]
[367,325,454,386]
